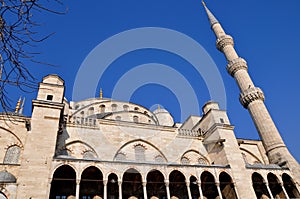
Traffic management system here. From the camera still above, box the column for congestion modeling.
[165,180,171,199]
[216,182,223,199]
[197,181,204,199]
[280,183,290,199]
[103,180,108,199]
[186,181,192,199]
[118,181,123,199]
[143,182,148,199]
[265,183,274,199]
[76,179,80,199]
[233,182,240,199]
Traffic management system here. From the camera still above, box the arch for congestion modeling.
[49,165,76,199]
[0,192,7,199]
[0,171,16,183]
[146,170,166,199]
[169,170,188,199]
[252,172,270,199]
[190,175,200,199]
[267,173,286,199]
[80,166,103,199]
[240,148,263,165]
[282,173,300,198]
[0,126,23,147]
[134,144,145,162]
[201,171,218,199]
[107,173,119,199]
[114,139,168,163]
[88,107,95,115]
[181,149,209,165]
[100,104,106,113]
[57,140,98,160]
[3,145,21,164]
[122,168,143,199]
[219,172,238,199]
[111,104,118,111]
[133,115,139,123]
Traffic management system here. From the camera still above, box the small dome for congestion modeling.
[0,171,16,183]
[153,107,174,126]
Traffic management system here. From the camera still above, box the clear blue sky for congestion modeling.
[9,1,300,161]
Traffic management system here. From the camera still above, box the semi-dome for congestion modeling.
[153,107,174,127]
[0,171,17,183]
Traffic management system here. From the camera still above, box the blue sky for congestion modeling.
[8,1,300,161]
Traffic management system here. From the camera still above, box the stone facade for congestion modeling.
[0,3,300,199]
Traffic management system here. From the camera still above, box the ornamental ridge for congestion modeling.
[239,87,265,108]
[227,57,248,77]
[216,35,234,51]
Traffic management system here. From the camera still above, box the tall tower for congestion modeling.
[202,2,300,181]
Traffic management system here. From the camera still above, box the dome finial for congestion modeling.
[15,96,21,113]
[100,88,103,99]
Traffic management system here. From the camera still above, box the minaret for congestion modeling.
[202,2,300,181]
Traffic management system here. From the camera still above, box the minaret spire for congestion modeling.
[203,2,300,182]
[202,1,219,27]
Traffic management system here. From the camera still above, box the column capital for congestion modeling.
[240,87,265,108]
[118,180,122,186]
[227,57,248,77]
[164,179,170,186]
[186,181,190,187]
[103,180,108,186]
[142,181,147,186]
[216,34,234,52]
[76,179,81,185]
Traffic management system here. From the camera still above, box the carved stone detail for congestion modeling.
[227,57,248,76]
[239,87,265,108]
[216,35,234,51]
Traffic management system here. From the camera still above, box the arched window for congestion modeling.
[3,145,21,164]
[100,105,106,113]
[135,145,145,162]
[115,153,126,161]
[115,116,121,121]
[123,105,129,111]
[181,157,190,164]
[82,151,96,160]
[133,116,139,123]
[154,155,164,163]
[134,107,139,111]
[252,172,270,199]
[111,104,117,112]
[198,158,207,165]
[87,107,94,115]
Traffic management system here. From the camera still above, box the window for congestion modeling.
[111,104,117,112]
[100,105,105,113]
[198,158,207,165]
[133,116,139,123]
[83,151,96,160]
[181,157,190,164]
[154,155,164,163]
[134,145,145,162]
[3,145,21,164]
[115,153,126,161]
[123,105,129,111]
[115,116,121,121]
[46,95,53,101]
[220,118,225,123]
[134,107,139,111]
[87,107,94,115]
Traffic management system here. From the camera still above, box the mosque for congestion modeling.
[0,2,299,199]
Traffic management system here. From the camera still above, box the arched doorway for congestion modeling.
[267,173,286,199]
[146,170,166,199]
[282,173,300,198]
[49,165,76,199]
[219,172,237,199]
[190,176,200,199]
[122,168,143,199]
[169,170,188,199]
[201,171,218,199]
[252,172,270,199]
[80,166,103,198]
[107,173,119,199]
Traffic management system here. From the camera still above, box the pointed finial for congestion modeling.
[157,104,161,110]
[19,97,25,115]
[202,1,219,27]
[15,96,21,113]
[100,88,103,99]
